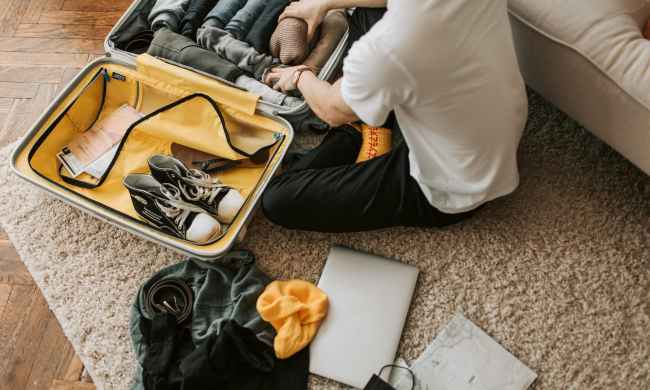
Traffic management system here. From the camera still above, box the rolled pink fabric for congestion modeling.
[303,9,348,73]
[270,17,310,65]
[269,9,348,69]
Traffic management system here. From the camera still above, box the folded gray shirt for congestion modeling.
[197,21,277,81]
[235,75,302,107]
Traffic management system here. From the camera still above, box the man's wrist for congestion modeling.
[295,67,313,89]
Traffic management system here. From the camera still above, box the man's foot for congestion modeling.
[148,155,245,224]
[123,174,222,244]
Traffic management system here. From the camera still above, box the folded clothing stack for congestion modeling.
[147,28,302,107]
[137,0,348,110]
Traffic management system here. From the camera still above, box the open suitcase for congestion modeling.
[10,1,348,260]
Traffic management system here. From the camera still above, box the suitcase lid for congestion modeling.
[10,55,294,260]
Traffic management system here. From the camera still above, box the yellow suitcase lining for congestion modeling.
[25,56,289,246]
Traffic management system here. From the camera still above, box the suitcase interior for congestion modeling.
[105,0,348,114]
[11,54,293,259]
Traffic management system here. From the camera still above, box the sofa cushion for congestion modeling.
[509,0,650,111]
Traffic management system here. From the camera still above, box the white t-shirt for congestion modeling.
[341,0,528,213]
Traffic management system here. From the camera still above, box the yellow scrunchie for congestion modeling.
[256,280,329,359]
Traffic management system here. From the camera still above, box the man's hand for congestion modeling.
[279,0,329,42]
[264,65,312,93]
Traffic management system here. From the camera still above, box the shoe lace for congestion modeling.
[177,169,229,204]
[156,184,200,230]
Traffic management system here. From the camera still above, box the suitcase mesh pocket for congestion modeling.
[27,62,287,226]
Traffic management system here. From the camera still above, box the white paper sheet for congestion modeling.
[392,314,537,390]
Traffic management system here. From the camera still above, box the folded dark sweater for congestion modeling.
[245,0,293,54]
[147,28,243,82]
[180,0,219,39]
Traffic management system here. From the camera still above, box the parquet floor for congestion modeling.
[0,1,133,389]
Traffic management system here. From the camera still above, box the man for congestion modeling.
[261,0,528,232]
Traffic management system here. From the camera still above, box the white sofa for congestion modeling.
[508,0,650,174]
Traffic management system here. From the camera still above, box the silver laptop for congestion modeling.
[310,246,419,388]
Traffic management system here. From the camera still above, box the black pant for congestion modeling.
[262,125,475,232]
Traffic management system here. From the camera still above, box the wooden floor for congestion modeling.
[0,0,133,388]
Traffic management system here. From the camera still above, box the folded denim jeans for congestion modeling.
[225,0,267,40]
[147,28,243,82]
[180,0,219,38]
[245,0,293,54]
[203,0,248,29]
[149,0,192,32]
[197,22,278,80]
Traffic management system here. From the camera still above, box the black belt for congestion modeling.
[144,278,194,324]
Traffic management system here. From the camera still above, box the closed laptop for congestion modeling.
[310,246,419,388]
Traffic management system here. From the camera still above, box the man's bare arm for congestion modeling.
[297,72,358,127]
[272,0,387,125]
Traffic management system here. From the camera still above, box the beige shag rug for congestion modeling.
[0,91,649,390]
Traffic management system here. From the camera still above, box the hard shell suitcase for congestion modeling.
[11,52,294,260]
[11,0,351,259]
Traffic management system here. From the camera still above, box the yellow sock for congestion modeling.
[352,123,392,163]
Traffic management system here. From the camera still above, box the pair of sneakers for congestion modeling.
[123,155,245,244]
